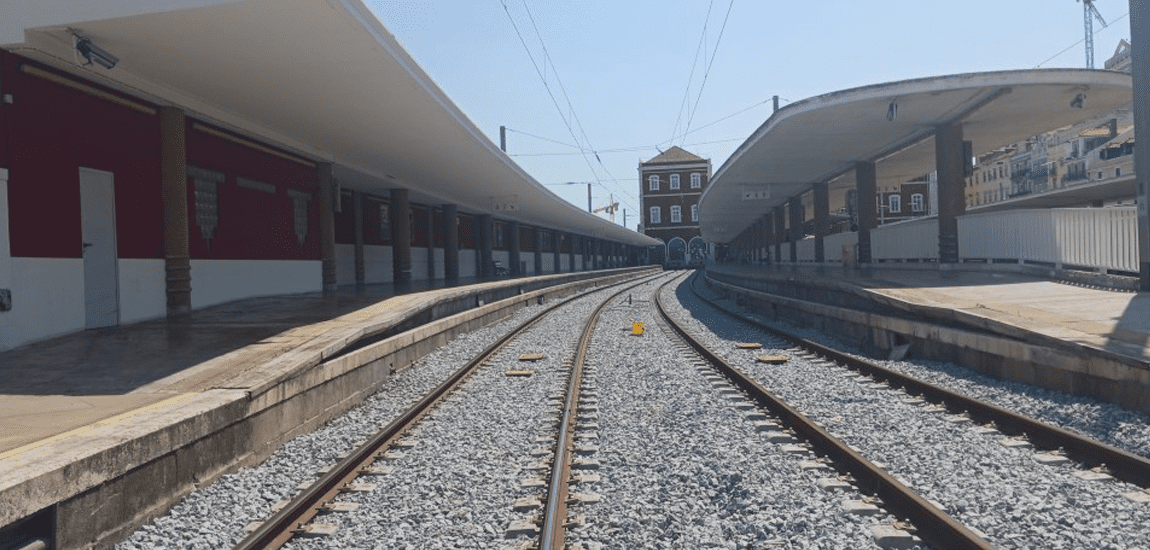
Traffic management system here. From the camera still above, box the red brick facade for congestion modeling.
[638,147,711,248]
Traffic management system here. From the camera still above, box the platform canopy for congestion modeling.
[699,69,1133,243]
[2,0,659,246]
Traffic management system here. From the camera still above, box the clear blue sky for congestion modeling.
[367,0,1133,231]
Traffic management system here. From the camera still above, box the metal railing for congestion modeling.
[958,207,1137,273]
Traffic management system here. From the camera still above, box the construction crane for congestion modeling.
[1079,0,1108,69]
[592,194,619,223]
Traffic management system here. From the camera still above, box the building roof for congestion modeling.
[3,0,658,247]
[699,69,1133,243]
[642,146,707,166]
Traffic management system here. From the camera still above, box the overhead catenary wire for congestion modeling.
[498,0,640,217]
[668,0,716,146]
[508,95,776,158]
[681,0,736,144]
[1034,11,1128,68]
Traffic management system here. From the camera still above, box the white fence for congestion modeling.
[958,207,1137,273]
[772,208,1138,273]
[872,217,939,261]
[824,231,859,263]
[796,237,815,262]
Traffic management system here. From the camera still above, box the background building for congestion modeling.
[639,146,712,264]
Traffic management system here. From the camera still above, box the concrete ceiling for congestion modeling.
[699,69,1133,243]
[5,0,659,246]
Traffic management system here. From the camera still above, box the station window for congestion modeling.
[670,205,682,223]
[670,174,680,190]
[910,193,924,213]
[691,173,701,188]
[649,175,660,191]
[691,203,698,222]
[1116,168,1122,178]
[888,194,901,213]
[649,206,661,224]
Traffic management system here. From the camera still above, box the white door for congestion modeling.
[80,168,119,328]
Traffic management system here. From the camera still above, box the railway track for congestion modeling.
[657,272,1150,549]
[230,272,663,550]
[652,275,992,550]
[689,273,1150,490]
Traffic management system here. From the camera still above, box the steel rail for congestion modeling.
[232,271,660,550]
[538,274,666,550]
[693,273,1150,489]
[655,276,996,550]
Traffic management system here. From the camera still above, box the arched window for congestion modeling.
[670,205,682,223]
[648,175,660,191]
[690,173,702,188]
[888,194,901,213]
[910,193,924,212]
[670,174,680,190]
[649,206,661,224]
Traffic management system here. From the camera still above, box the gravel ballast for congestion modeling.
[115,282,621,550]
[568,275,890,549]
[675,277,1150,550]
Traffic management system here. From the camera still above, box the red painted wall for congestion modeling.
[458,214,475,249]
[412,206,429,248]
[432,210,445,248]
[3,52,162,259]
[186,120,320,260]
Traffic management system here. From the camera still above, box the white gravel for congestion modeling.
[696,276,1150,462]
[115,284,611,550]
[284,280,618,550]
[675,276,1150,550]
[568,275,891,550]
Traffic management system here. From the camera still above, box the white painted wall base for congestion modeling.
[118,259,166,324]
[0,258,85,352]
[190,259,321,309]
[411,246,429,281]
[460,249,477,278]
[493,250,510,270]
[430,248,445,280]
[336,243,356,286]
[542,255,555,274]
[365,245,393,284]
[522,255,534,275]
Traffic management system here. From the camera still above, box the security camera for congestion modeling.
[75,36,118,69]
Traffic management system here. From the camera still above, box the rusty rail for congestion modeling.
[656,276,996,550]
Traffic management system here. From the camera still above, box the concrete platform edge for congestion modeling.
[0,267,656,550]
[705,273,1150,414]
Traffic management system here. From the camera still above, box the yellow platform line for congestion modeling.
[0,393,198,462]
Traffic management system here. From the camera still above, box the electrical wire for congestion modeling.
[668,0,715,146]
[508,95,775,158]
[511,137,745,157]
[682,0,735,141]
[499,0,640,217]
[498,0,604,192]
[1034,11,1128,68]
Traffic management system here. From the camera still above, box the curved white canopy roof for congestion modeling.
[4,0,659,246]
[699,69,1133,243]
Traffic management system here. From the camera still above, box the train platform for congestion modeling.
[0,278,475,458]
[706,263,1150,366]
[0,267,650,549]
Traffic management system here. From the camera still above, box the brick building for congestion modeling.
[639,146,712,264]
